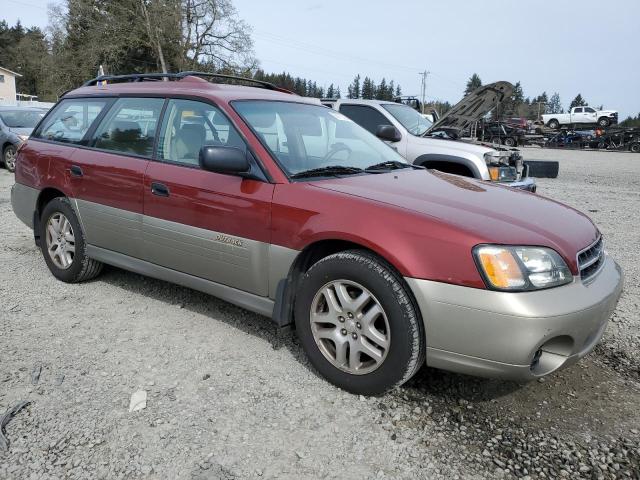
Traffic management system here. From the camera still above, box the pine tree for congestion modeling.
[376,78,388,100]
[395,84,402,97]
[347,74,361,99]
[569,94,588,109]
[361,76,375,99]
[547,93,563,114]
[326,83,335,99]
[464,73,482,95]
[335,86,341,99]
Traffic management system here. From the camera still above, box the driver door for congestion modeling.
[142,98,274,296]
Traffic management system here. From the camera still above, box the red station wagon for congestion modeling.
[11,73,623,394]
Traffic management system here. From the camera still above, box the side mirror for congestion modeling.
[199,146,249,175]
[375,125,402,142]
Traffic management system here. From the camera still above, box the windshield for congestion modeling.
[382,104,432,136]
[233,101,409,177]
[0,110,44,128]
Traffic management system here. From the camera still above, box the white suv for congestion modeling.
[326,98,535,191]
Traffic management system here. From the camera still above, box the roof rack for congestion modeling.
[81,71,293,94]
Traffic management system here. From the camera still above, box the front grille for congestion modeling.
[578,237,605,281]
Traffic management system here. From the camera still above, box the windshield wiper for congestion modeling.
[290,165,364,179]
[365,160,414,171]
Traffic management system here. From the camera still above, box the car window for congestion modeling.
[91,98,164,157]
[157,99,246,167]
[574,107,583,113]
[338,105,393,135]
[35,99,108,144]
[382,103,432,136]
[233,100,408,177]
[0,110,44,128]
[585,107,595,113]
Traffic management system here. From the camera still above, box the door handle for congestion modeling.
[69,165,83,177]
[151,182,170,197]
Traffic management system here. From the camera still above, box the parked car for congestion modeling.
[330,83,535,192]
[544,130,595,149]
[11,72,623,395]
[477,121,527,147]
[542,106,618,129]
[0,106,47,172]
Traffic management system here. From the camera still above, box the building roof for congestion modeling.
[0,66,22,77]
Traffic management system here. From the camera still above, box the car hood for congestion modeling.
[8,127,33,136]
[412,135,494,156]
[427,81,514,134]
[310,169,598,269]
[598,110,617,115]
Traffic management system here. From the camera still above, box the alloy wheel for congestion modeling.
[310,280,390,375]
[4,146,16,172]
[45,212,75,269]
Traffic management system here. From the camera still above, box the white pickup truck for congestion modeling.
[542,106,618,129]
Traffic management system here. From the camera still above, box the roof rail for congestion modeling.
[82,71,294,94]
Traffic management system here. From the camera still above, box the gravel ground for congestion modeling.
[1,148,639,480]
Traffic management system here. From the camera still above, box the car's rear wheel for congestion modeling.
[547,119,559,129]
[3,144,17,173]
[490,137,502,145]
[39,197,103,283]
[629,142,640,153]
[504,137,516,147]
[294,250,425,395]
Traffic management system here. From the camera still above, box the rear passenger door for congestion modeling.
[142,98,274,296]
[73,97,165,259]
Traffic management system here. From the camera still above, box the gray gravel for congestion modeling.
[1,148,639,479]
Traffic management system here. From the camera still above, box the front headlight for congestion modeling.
[473,245,572,291]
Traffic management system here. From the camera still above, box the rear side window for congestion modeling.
[157,99,245,167]
[91,98,164,158]
[338,104,392,135]
[34,99,108,144]
[574,107,583,113]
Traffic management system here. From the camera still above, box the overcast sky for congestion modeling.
[3,0,639,118]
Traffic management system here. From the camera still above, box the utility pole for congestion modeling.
[418,70,430,114]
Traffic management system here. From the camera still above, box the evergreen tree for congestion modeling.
[569,94,588,109]
[547,92,563,114]
[347,74,361,99]
[464,73,482,95]
[395,84,402,97]
[326,83,335,99]
[361,76,375,99]
[375,78,388,100]
[335,86,341,99]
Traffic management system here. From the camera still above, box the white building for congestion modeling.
[0,66,21,104]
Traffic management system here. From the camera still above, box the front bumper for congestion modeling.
[405,255,623,381]
[504,176,536,192]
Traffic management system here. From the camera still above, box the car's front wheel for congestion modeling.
[598,117,611,128]
[39,197,103,283]
[294,250,425,395]
[3,144,17,173]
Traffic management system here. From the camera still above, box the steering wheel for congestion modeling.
[323,142,352,163]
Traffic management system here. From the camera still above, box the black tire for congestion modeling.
[523,160,559,179]
[504,137,517,147]
[294,250,425,395]
[490,137,502,145]
[629,142,640,153]
[597,117,611,128]
[3,144,17,173]
[547,119,560,130]
[39,197,103,283]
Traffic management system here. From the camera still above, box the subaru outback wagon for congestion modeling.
[11,73,623,395]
